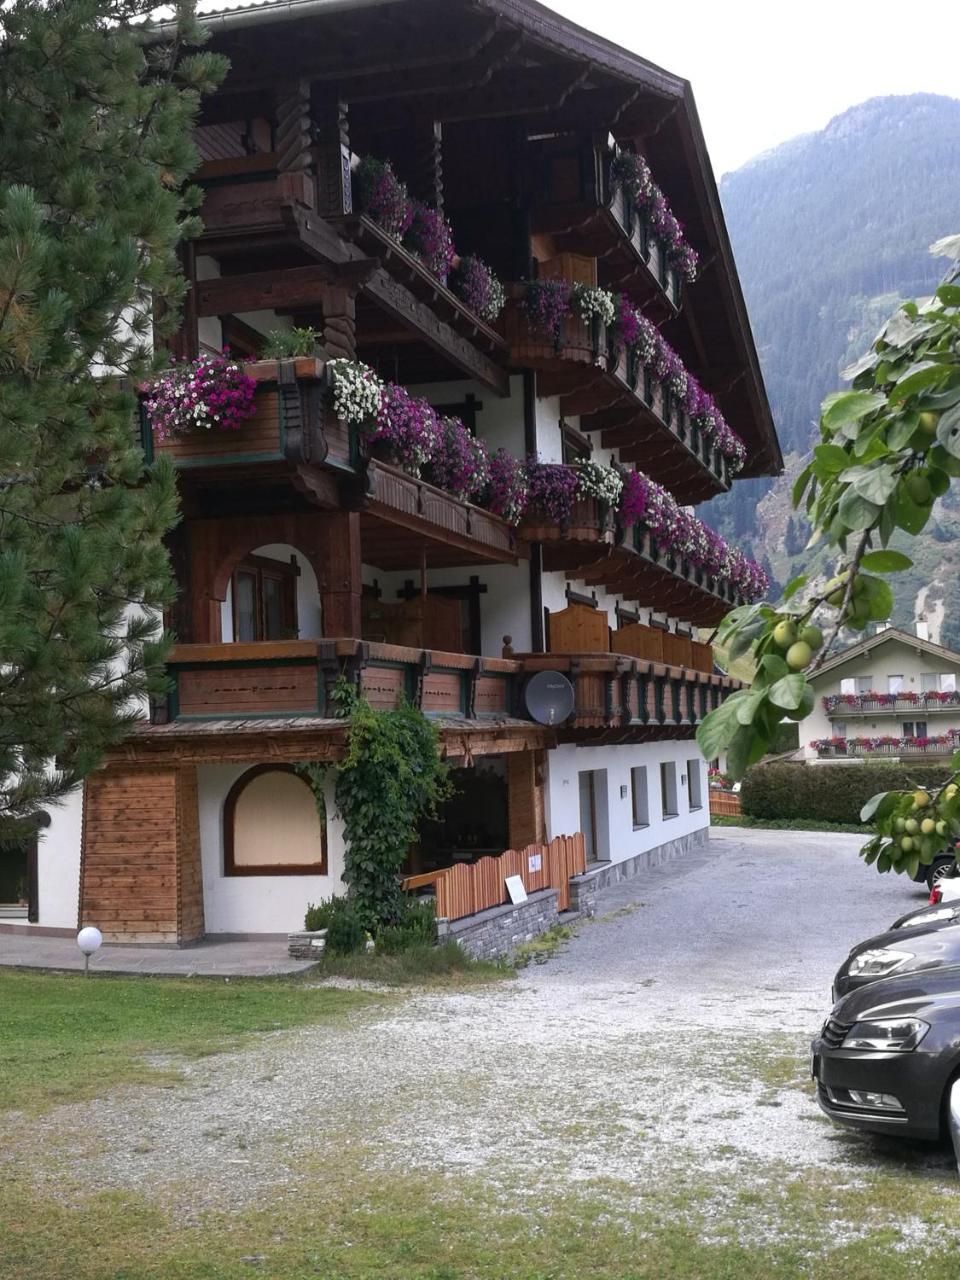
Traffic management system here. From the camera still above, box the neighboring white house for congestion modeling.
[803,627,960,763]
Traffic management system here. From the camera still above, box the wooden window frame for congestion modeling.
[231,554,299,643]
[224,764,327,877]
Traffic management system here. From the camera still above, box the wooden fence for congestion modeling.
[709,790,742,817]
[402,832,587,922]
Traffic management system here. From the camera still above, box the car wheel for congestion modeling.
[949,1077,960,1175]
[927,857,957,892]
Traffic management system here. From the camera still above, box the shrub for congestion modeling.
[740,763,956,826]
[260,327,320,359]
[375,898,438,955]
[303,895,367,955]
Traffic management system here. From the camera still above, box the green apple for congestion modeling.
[905,473,933,505]
[914,790,932,809]
[905,818,919,835]
[799,625,823,651]
[918,411,940,434]
[900,836,914,853]
[921,818,937,835]
[772,619,798,649]
[936,820,948,837]
[785,641,812,671]
[894,817,907,832]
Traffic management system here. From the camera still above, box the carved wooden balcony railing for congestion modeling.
[543,603,714,674]
[822,692,960,717]
[528,135,682,316]
[155,639,522,725]
[519,651,737,741]
[517,496,616,571]
[503,298,731,504]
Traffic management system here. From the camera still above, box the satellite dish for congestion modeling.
[523,670,575,725]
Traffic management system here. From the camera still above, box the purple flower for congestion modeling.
[404,202,457,283]
[144,350,257,440]
[524,459,581,526]
[448,255,506,322]
[428,416,491,502]
[366,383,443,476]
[484,449,529,524]
[355,156,414,239]
[524,279,572,344]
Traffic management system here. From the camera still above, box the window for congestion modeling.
[833,720,848,739]
[224,765,326,876]
[840,678,855,696]
[921,672,939,692]
[631,766,649,828]
[888,674,904,694]
[660,761,678,818]
[231,555,298,642]
[903,721,928,739]
[686,759,703,810]
[856,676,873,695]
[942,673,958,694]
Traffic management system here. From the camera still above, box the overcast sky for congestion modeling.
[543,0,960,176]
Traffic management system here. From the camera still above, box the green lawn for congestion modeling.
[0,968,381,1114]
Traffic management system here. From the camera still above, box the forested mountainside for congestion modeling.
[701,94,960,644]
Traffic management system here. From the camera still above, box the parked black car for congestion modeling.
[890,901,960,931]
[833,922,960,1000]
[812,966,960,1157]
[908,843,959,891]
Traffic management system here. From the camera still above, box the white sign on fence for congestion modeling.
[527,853,542,873]
[505,875,528,905]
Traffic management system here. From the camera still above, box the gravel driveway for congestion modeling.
[12,828,960,1254]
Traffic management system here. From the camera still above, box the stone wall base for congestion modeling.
[437,888,559,962]
[569,825,709,912]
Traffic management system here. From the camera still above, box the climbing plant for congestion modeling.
[697,234,960,880]
[329,681,450,929]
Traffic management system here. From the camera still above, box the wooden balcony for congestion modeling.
[544,602,714,673]
[519,651,735,742]
[518,496,616,571]
[823,694,960,717]
[504,301,730,504]
[529,135,682,316]
[157,639,522,724]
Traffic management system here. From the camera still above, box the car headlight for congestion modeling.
[847,948,913,977]
[842,1017,930,1051]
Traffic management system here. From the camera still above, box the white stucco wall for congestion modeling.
[197,764,346,935]
[1,788,85,930]
[545,739,708,863]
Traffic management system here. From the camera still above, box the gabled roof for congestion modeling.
[809,628,960,683]
[167,0,781,479]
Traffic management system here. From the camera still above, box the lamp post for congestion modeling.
[76,926,102,976]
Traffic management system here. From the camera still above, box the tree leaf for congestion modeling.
[821,390,885,432]
[891,360,952,400]
[782,574,807,601]
[735,690,766,726]
[768,673,808,711]
[812,444,850,475]
[860,791,890,822]
[936,403,960,459]
[760,653,789,681]
[860,550,913,572]
[845,463,899,505]
[861,575,894,621]
[886,414,919,449]
[894,485,932,535]
[937,284,960,306]
[837,485,881,531]
[791,464,813,507]
[696,699,743,760]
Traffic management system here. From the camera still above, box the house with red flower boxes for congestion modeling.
[2,0,781,943]
[804,627,960,762]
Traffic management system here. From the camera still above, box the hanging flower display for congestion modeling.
[524,278,572,344]
[365,383,443,476]
[144,351,258,441]
[404,201,457,282]
[428,416,491,502]
[524,459,581,526]
[485,449,529,525]
[610,149,699,282]
[617,468,766,601]
[354,156,414,239]
[574,459,623,507]
[326,358,384,428]
[448,255,506,323]
[570,283,616,328]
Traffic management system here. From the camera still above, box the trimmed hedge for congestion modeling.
[740,763,955,826]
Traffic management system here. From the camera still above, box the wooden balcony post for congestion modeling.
[412,118,444,212]
[313,93,352,218]
[276,79,316,208]
[319,283,358,361]
[507,750,545,849]
[316,510,362,636]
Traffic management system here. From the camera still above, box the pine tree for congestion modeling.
[0,1,226,834]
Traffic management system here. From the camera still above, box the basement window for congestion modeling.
[660,762,678,819]
[686,759,703,811]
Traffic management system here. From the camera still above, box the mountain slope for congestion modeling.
[702,93,960,637]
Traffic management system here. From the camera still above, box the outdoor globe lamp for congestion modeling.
[77,926,102,975]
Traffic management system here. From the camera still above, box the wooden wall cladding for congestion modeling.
[360,664,407,710]
[474,675,509,715]
[421,671,463,715]
[79,765,203,944]
[155,388,282,463]
[661,632,693,669]
[548,603,610,654]
[178,663,318,716]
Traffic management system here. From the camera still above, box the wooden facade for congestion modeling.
[64,0,782,944]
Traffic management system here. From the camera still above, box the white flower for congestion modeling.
[570,284,616,328]
[327,359,384,426]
